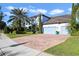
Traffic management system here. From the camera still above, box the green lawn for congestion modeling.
[45,36,79,56]
[6,32,34,38]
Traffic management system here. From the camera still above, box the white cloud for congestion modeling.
[19,7,29,12]
[4,12,11,16]
[68,8,72,12]
[6,6,28,12]
[49,9,64,15]
[6,6,47,14]
[29,9,47,14]
[29,9,36,13]
[37,9,47,14]
[6,6,15,10]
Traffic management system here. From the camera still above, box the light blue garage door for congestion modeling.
[43,27,57,34]
[60,26,69,35]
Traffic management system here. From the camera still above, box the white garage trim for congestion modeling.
[43,23,69,27]
[43,23,69,35]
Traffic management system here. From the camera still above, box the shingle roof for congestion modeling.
[44,15,71,25]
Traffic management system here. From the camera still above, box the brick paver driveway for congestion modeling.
[13,34,69,51]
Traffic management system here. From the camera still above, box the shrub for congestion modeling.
[16,30,26,34]
[9,31,16,38]
[4,27,9,33]
[12,30,16,35]
[71,31,79,36]
[4,26,14,33]
[31,25,36,34]
[8,32,12,37]
[13,27,27,34]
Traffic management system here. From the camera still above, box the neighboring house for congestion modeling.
[22,14,50,28]
[21,17,32,28]
[30,14,50,25]
[43,15,71,35]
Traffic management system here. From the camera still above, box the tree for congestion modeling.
[8,8,30,31]
[38,14,43,33]
[0,21,6,30]
[0,6,6,30]
[68,3,79,35]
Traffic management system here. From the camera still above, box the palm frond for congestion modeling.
[7,17,16,22]
[8,8,31,28]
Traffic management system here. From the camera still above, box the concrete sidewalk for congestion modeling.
[0,33,51,56]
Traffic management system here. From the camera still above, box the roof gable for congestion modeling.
[30,14,50,19]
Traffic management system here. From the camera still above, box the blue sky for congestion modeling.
[0,3,72,25]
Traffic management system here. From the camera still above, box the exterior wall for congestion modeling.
[35,16,40,25]
[43,23,69,35]
[23,15,49,28]
[43,26,57,34]
[23,16,40,28]
[21,20,31,28]
[25,25,31,28]
[35,15,49,25]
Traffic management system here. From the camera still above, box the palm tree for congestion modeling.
[0,6,6,30]
[8,8,30,31]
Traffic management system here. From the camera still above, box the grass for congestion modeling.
[45,36,79,56]
[6,32,34,38]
